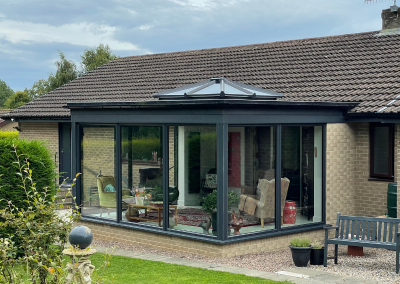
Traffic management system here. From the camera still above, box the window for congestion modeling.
[370,123,394,179]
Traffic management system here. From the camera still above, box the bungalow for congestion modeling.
[0,109,17,131]
[2,6,400,258]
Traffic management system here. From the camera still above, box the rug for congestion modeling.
[175,208,269,227]
[133,207,273,227]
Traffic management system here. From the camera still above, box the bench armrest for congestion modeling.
[323,225,338,230]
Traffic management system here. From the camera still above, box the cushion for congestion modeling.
[104,184,116,192]
[204,174,217,188]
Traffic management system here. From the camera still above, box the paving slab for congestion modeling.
[93,246,377,284]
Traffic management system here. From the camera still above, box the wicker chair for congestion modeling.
[239,177,290,227]
[96,175,131,217]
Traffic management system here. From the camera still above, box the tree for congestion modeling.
[4,90,31,109]
[48,51,79,91]
[0,80,14,108]
[26,79,51,100]
[81,44,118,73]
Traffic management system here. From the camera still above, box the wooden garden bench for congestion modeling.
[324,212,400,273]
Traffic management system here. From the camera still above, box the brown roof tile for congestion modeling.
[3,30,400,118]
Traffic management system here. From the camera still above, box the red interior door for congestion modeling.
[228,132,241,187]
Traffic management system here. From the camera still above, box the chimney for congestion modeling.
[382,5,400,29]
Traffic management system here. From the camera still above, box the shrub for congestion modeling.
[0,138,56,255]
[290,238,311,247]
[0,147,82,283]
[0,138,56,210]
[0,130,18,140]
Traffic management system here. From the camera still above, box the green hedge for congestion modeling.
[0,137,56,255]
[122,137,162,161]
[0,130,18,140]
[0,137,56,210]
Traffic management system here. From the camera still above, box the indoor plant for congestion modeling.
[310,240,324,265]
[289,238,312,267]
[201,190,240,235]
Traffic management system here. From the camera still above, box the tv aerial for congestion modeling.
[365,0,398,11]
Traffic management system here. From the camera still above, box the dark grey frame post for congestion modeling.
[116,125,122,223]
[72,122,80,208]
[322,124,327,223]
[162,125,169,230]
[217,123,228,240]
[275,125,282,230]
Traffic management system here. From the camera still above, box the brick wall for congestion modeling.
[326,123,358,223]
[395,124,400,218]
[81,127,115,205]
[19,122,59,175]
[77,220,324,257]
[354,123,392,217]
[326,122,397,224]
[0,122,18,131]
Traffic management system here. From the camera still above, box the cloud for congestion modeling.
[139,25,153,30]
[0,20,152,53]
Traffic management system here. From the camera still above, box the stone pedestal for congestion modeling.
[63,248,96,284]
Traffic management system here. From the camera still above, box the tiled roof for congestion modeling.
[3,30,400,119]
[0,110,12,123]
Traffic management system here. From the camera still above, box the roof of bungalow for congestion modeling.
[2,29,400,119]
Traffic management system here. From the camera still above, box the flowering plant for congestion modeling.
[134,187,152,200]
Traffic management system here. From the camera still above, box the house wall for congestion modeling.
[325,123,358,223]
[353,122,391,217]
[395,124,400,218]
[325,122,397,223]
[0,121,18,131]
[18,122,59,176]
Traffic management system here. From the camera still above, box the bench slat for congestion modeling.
[346,219,350,239]
[372,222,376,241]
[378,222,382,242]
[339,215,400,223]
[326,238,396,250]
[362,220,366,240]
[367,221,371,241]
[383,222,388,242]
[351,220,355,239]
[356,220,360,239]
[389,222,393,243]
[340,219,345,239]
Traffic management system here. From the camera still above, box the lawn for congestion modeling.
[90,253,292,284]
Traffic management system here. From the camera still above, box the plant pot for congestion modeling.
[289,246,312,267]
[310,248,324,265]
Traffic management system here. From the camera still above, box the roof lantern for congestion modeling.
[153,78,283,100]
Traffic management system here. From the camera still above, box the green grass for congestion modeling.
[5,253,292,284]
[90,253,292,284]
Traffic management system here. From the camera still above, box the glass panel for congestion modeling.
[281,126,323,227]
[230,126,276,236]
[121,126,163,227]
[374,127,389,175]
[169,125,217,237]
[81,125,116,220]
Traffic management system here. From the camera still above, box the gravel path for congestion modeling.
[93,239,400,284]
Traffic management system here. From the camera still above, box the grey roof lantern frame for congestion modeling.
[69,98,345,244]
[153,78,283,100]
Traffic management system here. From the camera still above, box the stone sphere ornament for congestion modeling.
[69,225,93,249]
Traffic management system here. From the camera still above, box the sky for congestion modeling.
[0,0,395,92]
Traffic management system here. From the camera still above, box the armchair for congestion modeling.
[239,177,290,228]
[96,175,131,216]
[200,168,217,205]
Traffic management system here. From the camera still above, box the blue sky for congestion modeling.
[0,0,394,92]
